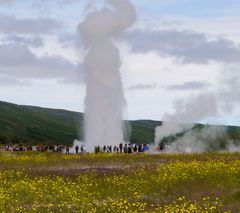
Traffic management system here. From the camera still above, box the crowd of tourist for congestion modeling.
[0,145,85,153]
[0,143,151,154]
[94,143,150,154]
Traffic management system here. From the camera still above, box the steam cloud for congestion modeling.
[79,0,136,152]
[155,64,240,153]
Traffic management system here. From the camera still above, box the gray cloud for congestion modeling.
[0,0,79,8]
[162,67,172,72]
[0,77,32,86]
[123,29,240,64]
[0,43,84,84]
[0,15,62,35]
[2,35,43,47]
[58,33,79,48]
[0,0,77,4]
[0,0,15,5]
[128,83,157,91]
[31,0,78,6]
[166,81,211,91]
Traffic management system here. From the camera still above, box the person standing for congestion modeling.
[128,144,132,154]
[124,144,128,153]
[75,145,79,154]
[119,143,123,153]
[138,144,142,153]
[133,145,137,153]
[80,145,84,153]
[65,146,70,154]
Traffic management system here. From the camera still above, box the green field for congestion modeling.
[0,152,240,212]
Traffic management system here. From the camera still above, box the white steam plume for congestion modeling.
[155,64,240,152]
[79,0,136,152]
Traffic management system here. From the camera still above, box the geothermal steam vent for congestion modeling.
[79,0,136,151]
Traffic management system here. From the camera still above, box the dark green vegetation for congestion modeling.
[1,100,240,146]
[0,101,160,145]
[0,101,83,145]
[128,120,162,144]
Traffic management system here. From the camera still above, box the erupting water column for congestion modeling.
[79,0,136,152]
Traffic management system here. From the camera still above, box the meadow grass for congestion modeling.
[0,152,240,212]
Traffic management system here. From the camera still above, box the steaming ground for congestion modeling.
[155,123,240,153]
[155,64,240,153]
[79,0,136,152]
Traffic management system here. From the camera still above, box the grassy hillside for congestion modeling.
[0,101,160,145]
[0,101,83,145]
[1,100,240,147]
[129,120,162,144]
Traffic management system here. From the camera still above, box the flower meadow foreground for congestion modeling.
[0,152,240,212]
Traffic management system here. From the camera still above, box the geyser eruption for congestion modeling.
[79,0,136,152]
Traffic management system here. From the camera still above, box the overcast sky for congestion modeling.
[0,0,240,125]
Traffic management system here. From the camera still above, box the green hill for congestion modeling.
[129,120,162,144]
[0,101,160,145]
[0,101,83,145]
[1,100,240,147]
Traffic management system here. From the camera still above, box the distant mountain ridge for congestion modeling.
[0,101,161,145]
